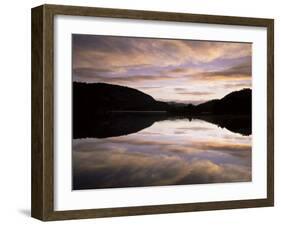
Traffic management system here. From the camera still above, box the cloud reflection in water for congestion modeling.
[73,119,251,190]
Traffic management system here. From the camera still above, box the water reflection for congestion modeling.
[73,118,251,190]
[73,112,251,139]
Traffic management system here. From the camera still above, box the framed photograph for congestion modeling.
[31,4,274,221]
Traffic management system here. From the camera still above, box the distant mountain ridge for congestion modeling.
[73,82,168,115]
[73,82,252,138]
[73,82,251,116]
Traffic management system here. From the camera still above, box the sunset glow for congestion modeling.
[72,34,252,104]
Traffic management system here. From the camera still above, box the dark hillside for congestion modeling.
[196,88,251,115]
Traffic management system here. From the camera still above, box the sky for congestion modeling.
[72,34,252,104]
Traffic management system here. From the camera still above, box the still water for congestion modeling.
[73,118,251,190]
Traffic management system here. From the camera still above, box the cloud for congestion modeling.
[223,82,251,89]
[72,34,252,103]
[135,86,162,90]
[73,67,176,83]
[74,134,251,160]
[191,61,251,82]
[73,34,252,76]
[73,138,251,189]
[74,60,251,85]
[174,88,214,96]
[192,140,251,152]
[165,67,203,75]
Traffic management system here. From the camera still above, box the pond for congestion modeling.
[73,115,251,190]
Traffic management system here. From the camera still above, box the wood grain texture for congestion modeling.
[31,5,44,220]
[31,4,274,221]
[31,5,55,220]
[267,19,274,206]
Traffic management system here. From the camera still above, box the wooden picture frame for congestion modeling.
[31,4,274,221]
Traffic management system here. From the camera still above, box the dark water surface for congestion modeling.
[73,116,251,190]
